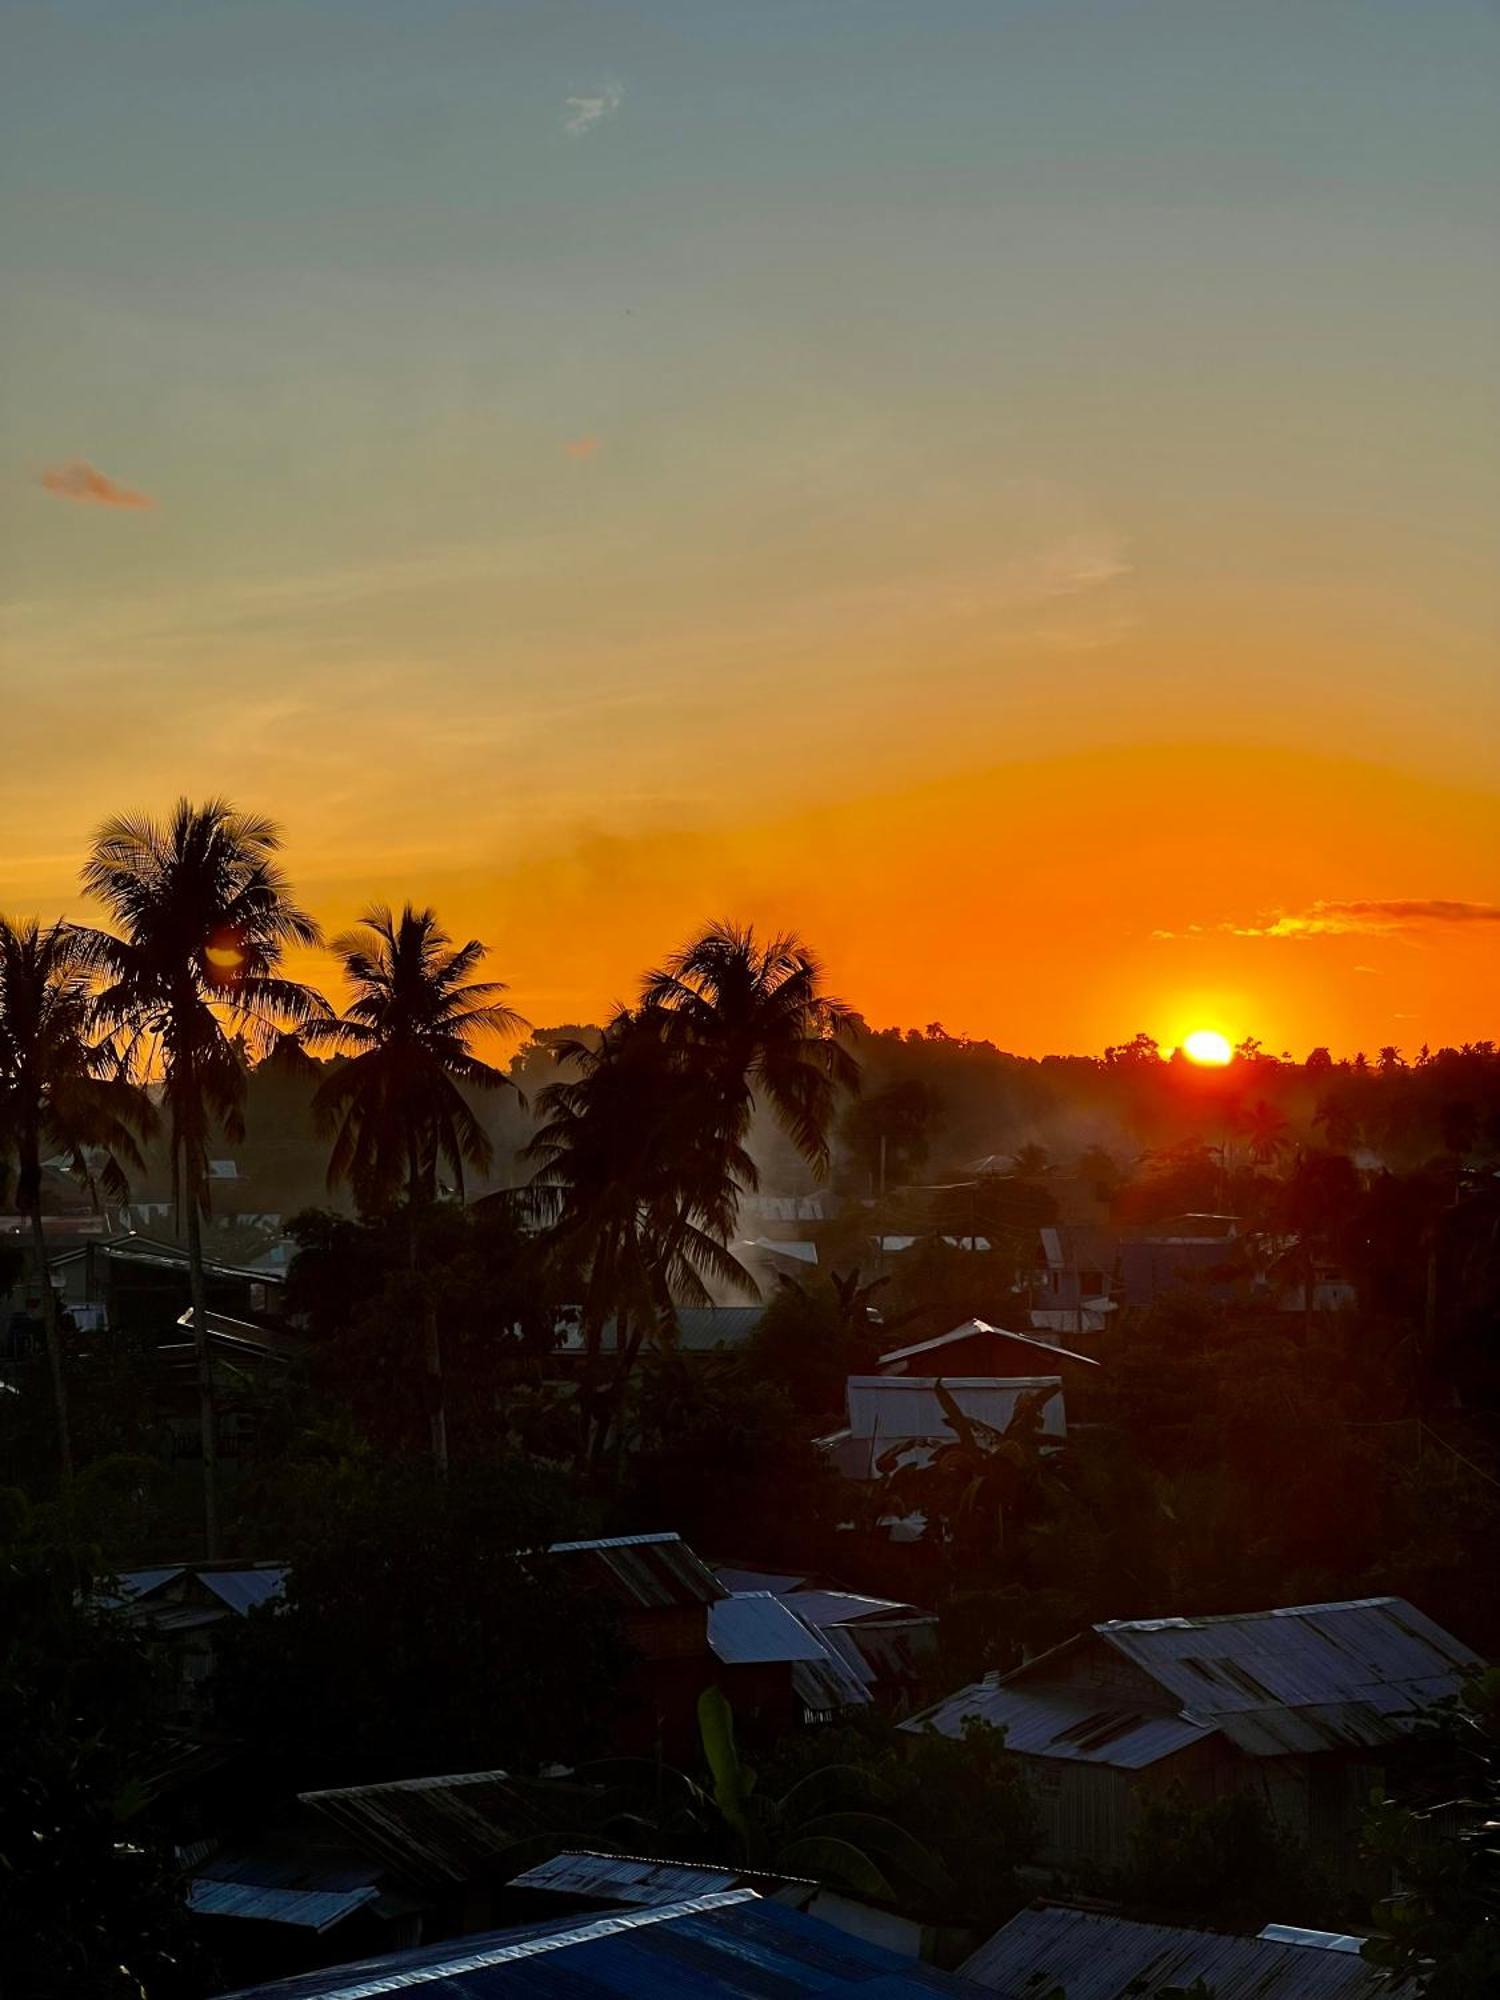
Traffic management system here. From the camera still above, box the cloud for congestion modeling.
[38,459,154,510]
[563,435,602,461]
[563,83,622,136]
[1155,899,1500,942]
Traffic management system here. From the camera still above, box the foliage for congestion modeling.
[621,1347,843,1565]
[0,915,151,1486]
[0,1494,207,1999]
[217,1450,627,1791]
[1116,1787,1324,1925]
[750,1712,1040,1929]
[1363,1674,1500,1999]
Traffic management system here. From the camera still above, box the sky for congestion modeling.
[2,0,1497,1057]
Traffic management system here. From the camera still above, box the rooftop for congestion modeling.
[961,1904,1404,2000]
[214,1891,994,1997]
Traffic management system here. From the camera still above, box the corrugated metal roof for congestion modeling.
[709,1592,830,1665]
[709,1594,873,1712]
[878,1321,1098,1370]
[779,1588,930,1629]
[199,1567,287,1615]
[113,1566,185,1601]
[547,1531,726,1610]
[845,1377,1065,1443]
[299,1771,569,1886]
[214,1892,994,1997]
[908,1682,1210,1769]
[961,1904,1404,1999]
[711,1566,815,1596]
[190,1880,379,1933]
[1098,1597,1482,1756]
[508,1853,747,1905]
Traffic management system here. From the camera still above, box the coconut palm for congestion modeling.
[80,799,327,1555]
[640,922,859,1175]
[525,1007,752,1461]
[308,904,524,1473]
[0,918,152,1486]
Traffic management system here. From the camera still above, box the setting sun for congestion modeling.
[1182,1028,1233,1066]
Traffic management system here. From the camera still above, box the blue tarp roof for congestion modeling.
[216,1892,992,1996]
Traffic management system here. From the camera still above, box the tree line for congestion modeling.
[0,796,859,1554]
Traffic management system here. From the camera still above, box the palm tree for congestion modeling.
[531,924,858,1464]
[80,799,327,1555]
[1237,1098,1291,1167]
[0,917,151,1487]
[525,1008,751,1462]
[309,904,524,1473]
[641,921,859,1175]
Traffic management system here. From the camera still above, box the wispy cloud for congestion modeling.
[1155,899,1500,942]
[563,435,602,461]
[563,83,622,136]
[38,458,154,510]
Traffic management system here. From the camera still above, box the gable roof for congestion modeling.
[878,1319,1097,1370]
[214,1892,995,1997]
[961,1904,1404,2000]
[1092,1597,1482,1755]
[910,1596,1481,1765]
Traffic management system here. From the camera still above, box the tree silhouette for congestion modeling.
[80,799,325,1555]
[309,904,524,1474]
[0,918,151,1487]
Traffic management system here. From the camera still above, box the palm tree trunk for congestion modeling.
[406,1143,447,1480]
[425,1298,448,1477]
[27,1202,73,1491]
[184,1174,220,1559]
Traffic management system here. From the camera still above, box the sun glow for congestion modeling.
[1182,1028,1233,1066]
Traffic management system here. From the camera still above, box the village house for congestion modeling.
[876,1318,1098,1380]
[907,1595,1482,1889]
[820,1373,1067,1485]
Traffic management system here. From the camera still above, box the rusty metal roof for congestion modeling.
[546,1532,726,1609]
[962,1904,1405,1999]
[1098,1597,1482,1755]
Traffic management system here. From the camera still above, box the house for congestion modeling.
[714,1566,940,1702]
[154,1309,307,1461]
[110,1562,287,1720]
[1032,1225,1118,1336]
[878,1319,1098,1379]
[821,1375,1066,1483]
[544,1531,726,1757]
[961,1902,1406,1998]
[48,1232,287,1338]
[1117,1215,1246,1310]
[212,1891,997,1997]
[906,1596,1482,1886]
[707,1591,872,1728]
